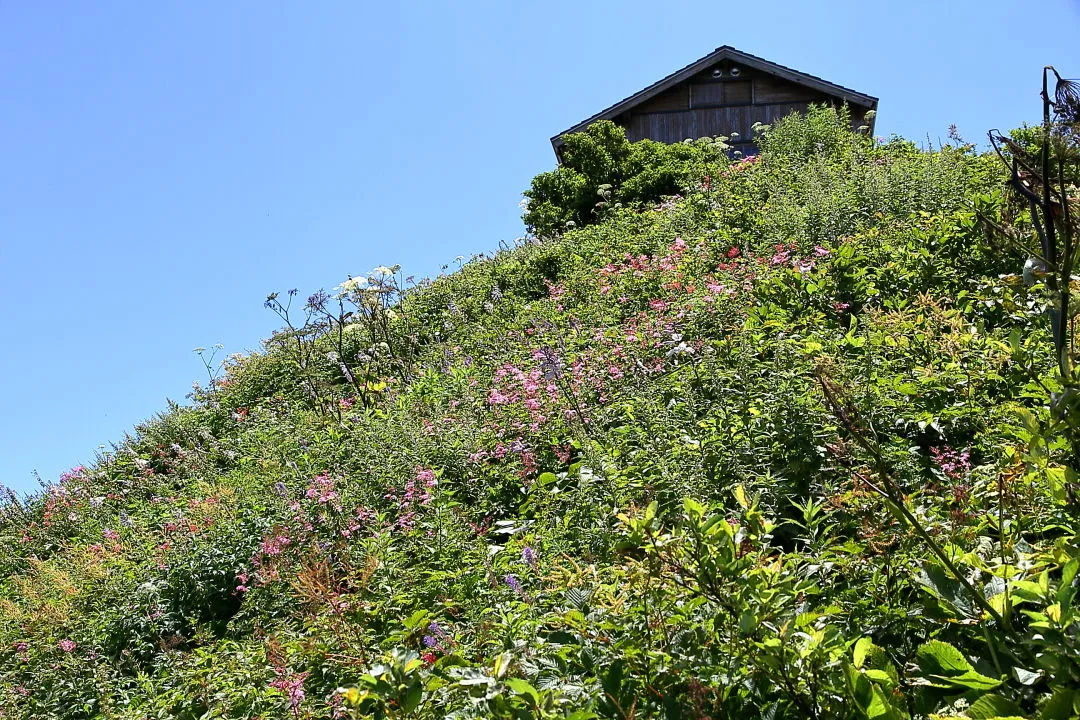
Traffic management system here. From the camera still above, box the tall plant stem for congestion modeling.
[815,372,1013,633]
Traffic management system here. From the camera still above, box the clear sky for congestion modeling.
[1,1,1078,494]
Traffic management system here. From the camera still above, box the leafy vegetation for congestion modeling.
[2,85,1080,719]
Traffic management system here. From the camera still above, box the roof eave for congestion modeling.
[550,45,877,153]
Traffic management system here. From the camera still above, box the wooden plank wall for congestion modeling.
[615,65,872,147]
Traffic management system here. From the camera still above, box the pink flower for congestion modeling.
[270,671,309,711]
[813,246,830,256]
[415,468,436,487]
[58,639,76,653]
[487,388,510,406]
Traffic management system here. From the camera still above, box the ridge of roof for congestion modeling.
[550,45,878,147]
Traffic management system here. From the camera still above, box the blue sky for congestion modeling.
[1,1,1078,494]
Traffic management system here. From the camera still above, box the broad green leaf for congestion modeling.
[1039,688,1077,719]
[965,693,1024,719]
[916,640,975,676]
[926,670,1001,691]
[683,497,705,520]
[916,643,999,692]
[504,678,540,705]
[401,682,423,713]
[853,637,874,668]
[917,564,978,619]
[1014,406,1041,435]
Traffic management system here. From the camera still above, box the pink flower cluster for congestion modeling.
[385,467,437,530]
[304,474,340,507]
[487,362,559,430]
[261,532,292,557]
[930,446,972,481]
[270,669,309,712]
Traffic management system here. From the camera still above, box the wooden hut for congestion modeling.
[551,46,877,159]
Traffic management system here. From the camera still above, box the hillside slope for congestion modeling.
[2,109,1079,719]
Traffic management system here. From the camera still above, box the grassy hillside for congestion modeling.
[3,106,1080,719]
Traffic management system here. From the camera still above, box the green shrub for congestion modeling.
[523,120,728,236]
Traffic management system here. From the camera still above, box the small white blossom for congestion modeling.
[337,276,369,293]
[370,266,394,279]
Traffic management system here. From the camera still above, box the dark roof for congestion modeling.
[551,46,878,148]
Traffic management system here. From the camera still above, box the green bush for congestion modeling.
[523,120,728,236]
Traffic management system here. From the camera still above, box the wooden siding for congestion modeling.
[553,47,878,159]
[615,64,873,148]
[623,102,809,144]
[753,74,823,104]
[634,85,688,113]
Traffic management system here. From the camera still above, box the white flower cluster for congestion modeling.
[336,265,402,297]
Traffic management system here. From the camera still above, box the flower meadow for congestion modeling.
[2,105,1080,719]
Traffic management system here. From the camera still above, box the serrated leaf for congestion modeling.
[564,587,590,610]
[683,497,705,520]
[1039,688,1076,719]
[917,640,975,676]
[917,564,978,619]
[1014,406,1041,434]
[965,693,1024,719]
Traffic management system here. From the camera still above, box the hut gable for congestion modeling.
[551,46,877,159]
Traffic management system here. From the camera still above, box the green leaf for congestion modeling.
[917,564,978,619]
[683,497,706,521]
[1039,688,1076,719]
[966,694,1024,719]
[504,678,540,706]
[1059,558,1080,601]
[931,670,1001,691]
[1014,406,1041,435]
[916,640,975,676]
[853,637,874,668]
[493,651,513,680]
[739,610,757,635]
[401,682,423,714]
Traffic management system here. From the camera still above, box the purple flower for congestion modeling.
[504,573,527,600]
[522,546,538,569]
[423,621,451,652]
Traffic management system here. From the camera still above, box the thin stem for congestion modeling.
[816,373,1012,631]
